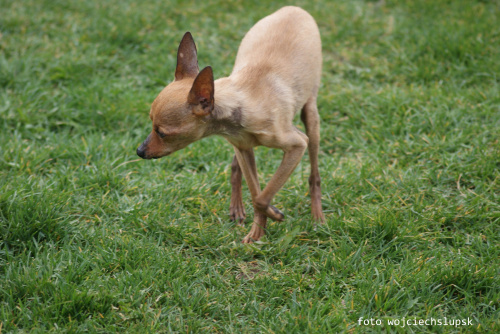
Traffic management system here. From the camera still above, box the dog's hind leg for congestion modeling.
[229,155,246,225]
[301,96,325,223]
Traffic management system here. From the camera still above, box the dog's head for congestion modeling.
[137,32,214,159]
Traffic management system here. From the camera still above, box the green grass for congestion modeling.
[1,0,499,332]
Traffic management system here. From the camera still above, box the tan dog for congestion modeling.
[137,6,324,243]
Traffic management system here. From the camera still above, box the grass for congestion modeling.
[1,0,499,332]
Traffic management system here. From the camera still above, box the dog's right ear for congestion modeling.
[175,32,199,81]
[188,66,214,117]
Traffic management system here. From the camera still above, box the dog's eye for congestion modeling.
[155,129,167,138]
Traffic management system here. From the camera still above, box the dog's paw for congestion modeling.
[230,205,246,226]
[254,198,284,222]
[265,205,284,221]
[242,234,255,244]
[312,208,325,224]
[242,228,265,243]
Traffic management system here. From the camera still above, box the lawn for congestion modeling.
[1,0,499,332]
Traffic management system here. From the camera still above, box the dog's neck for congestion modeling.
[204,77,244,137]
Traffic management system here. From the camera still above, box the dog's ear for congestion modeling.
[188,66,214,117]
[175,32,199,81]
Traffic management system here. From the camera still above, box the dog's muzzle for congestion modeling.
[136,146,147,159]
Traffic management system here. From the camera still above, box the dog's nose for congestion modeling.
[137,146,146,158]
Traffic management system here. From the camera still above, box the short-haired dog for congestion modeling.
[137,6,325,243]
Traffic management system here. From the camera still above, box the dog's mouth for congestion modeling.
[137,151,171,160]
[137,140,176,159]
[138,154,160,160]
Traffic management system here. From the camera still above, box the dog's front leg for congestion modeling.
[233,147,268,243]
[254,130,309,221]
[229,155,246,225]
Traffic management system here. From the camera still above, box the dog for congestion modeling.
[137,6,325,243]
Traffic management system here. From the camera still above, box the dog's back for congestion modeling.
[231,6,322,114]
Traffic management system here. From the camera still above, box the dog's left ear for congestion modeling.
[175,32,199,81]
[188,66,214,117]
